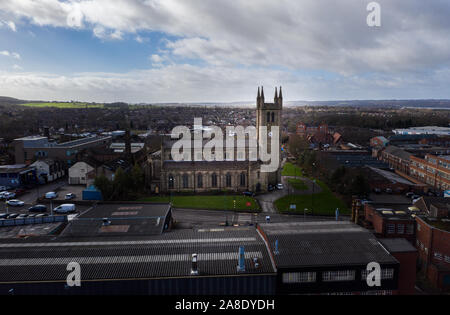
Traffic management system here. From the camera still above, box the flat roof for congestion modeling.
[259,221,398,268]
[379,239,417,253]
[62,203,171,237]
[0,227,275,283]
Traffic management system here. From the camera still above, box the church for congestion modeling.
[150,87,283,193]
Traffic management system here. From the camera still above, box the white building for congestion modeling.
[68,162,95,185]
[393,126,450,136]
[30,159,65,183]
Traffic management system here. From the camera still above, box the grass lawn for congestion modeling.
[281,162,303,177]
[139,195,260,212]
[275,179,349,215]
[287,178,308,191]
[19,102,104,109]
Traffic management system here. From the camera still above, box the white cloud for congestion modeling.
[0,50,21,59]
[12,64,23,70]
[1,1,450,101]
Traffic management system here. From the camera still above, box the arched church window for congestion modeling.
[267,112,271,123]
[197,174,203,188]
[212,173,218,188]
[272,112,275,122]
[182,174,189,188]
[240,173,246,187]
[226,173,232,187]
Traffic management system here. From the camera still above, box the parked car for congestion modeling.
[7,213,19,219]
[14,188,27,196]
[27,213,37,218]
[28,205,47,213]
[53,204,76,214]
[0,192,15,200]
[268,185,275,191]
[0,213,8,219]
[65,193,76,200]
[243,191,255,197]
[276,183,284,190]
[36,213,48,218]
[374,188,382,194]
[385,188,393,194]
[45,191,58,199]
[406,192,415,198]
[6,199,25,207]
[17,214,28,218]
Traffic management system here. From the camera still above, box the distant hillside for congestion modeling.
[0,96,27,105]
[285,99,450,109]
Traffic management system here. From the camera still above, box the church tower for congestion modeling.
[255,86,283,185]
[256,86,283,144]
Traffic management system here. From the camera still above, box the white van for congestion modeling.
[53,204,76,214]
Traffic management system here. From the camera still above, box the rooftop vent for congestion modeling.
[191,253,199,275]
[237,246,245,272]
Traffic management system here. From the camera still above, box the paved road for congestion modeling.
[255,176,289,214]
[172,208,350,229]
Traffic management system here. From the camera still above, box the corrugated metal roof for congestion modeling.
[0,227,275,283]
[260,221,398,268]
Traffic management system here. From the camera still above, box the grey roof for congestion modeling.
[259,221,398,268]
[163,161,258,171]
[0,227,275,283]
[384,145,412,161]
[379,239,417,253]
[61,203,171,237]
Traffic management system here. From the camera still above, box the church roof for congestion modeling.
[163,161,260,171]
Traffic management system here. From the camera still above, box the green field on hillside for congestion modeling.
[19,102,104,109]
[139,195,260,212]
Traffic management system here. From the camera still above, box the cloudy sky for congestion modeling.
[1,0,450,103]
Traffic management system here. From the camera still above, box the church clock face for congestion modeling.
[268,131,273,138]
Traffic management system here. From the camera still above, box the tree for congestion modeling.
[94,175,113,201]
[131,164,145,192]
[112,167,131,200]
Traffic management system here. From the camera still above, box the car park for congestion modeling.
[65,193,76,200]
[53,204,76,214]
[6,199,25,207]
[6,213,19,219]
[45,192,58,199]
[28,205,47,212]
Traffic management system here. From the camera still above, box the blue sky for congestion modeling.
[1,0,450,103]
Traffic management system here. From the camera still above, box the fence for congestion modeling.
[0,215,67,227]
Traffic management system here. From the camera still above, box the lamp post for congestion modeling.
[304,208,308,220]
[311,162,316,216]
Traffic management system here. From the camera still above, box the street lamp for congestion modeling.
[304,208,308,220]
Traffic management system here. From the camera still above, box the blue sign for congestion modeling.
[445,190,450,198]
